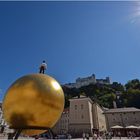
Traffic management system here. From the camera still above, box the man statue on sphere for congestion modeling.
[39,60,47,74]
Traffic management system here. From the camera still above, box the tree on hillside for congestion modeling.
[79,84,97,97]
[111,82,124,92]
[62,79,140,109]
[62,86,80,97]
[98,93,116,108]
[121,89,140,108]
[125,79,140,90]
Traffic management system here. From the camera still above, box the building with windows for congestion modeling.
[53,108,69,134]
[64,74,111,88]
[53,96,107,137]
[104,107,140,130]
[0,102,8,134]
[0,102,6,127]
[69,96,106,136]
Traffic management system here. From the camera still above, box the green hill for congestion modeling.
[62,79,140,109]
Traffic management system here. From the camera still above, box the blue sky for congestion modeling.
[0,1,140,100]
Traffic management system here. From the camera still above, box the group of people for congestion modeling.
[82,132,113,140]
[82,133,90,140]
[127,131,137,139]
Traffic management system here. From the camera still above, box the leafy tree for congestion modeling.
[121,89,140,108]
[125,79,140,90]
[98,93,116,108]
[111,82,124,92]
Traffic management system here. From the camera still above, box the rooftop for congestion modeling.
[69,95,93,104]
[104,107,140,113]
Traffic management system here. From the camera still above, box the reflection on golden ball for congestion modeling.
[2,74,64,136]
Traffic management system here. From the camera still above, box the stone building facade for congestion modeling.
[64,74,111,88]
[104,107,140,130]
[53,108,69,134]
[0,102,8,134]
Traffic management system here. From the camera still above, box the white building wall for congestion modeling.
[64,75,110,89]
[76,76,96,88]
[69,98,91,124]
[88,102,93,129]
[69,98,93,136]
[96,105,106,131]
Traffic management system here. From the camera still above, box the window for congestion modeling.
[81,104,83,109]
[75,105,77,110]
[81,115,84,119]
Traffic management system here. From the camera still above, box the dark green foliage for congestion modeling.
[125,79,140,90]
[111,82,125,92]
[121,89,140,108]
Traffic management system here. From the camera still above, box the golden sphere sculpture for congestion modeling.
[2,74,64,136]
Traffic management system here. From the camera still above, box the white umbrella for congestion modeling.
[111,125,124,129]
[125,125,138,129]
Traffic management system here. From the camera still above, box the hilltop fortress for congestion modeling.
[64,74,111,88]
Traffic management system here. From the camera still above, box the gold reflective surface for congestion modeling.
[2,74,64,136]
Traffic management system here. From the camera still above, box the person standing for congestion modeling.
[39,60,47,74]
[85,133,89,140]
[82,132,86,140]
